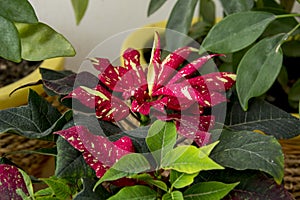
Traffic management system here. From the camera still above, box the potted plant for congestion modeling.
[0,0,300,199]
[0,0,89,109]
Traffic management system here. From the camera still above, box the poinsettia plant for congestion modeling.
[0,32,300,200]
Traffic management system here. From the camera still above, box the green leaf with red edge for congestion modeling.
[0,164,30,200]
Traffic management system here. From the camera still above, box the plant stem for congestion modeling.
[276,13,300,19]
[287,22,300,37]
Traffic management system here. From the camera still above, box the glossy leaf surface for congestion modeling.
[236,33,286,110]
[201,11,276,53]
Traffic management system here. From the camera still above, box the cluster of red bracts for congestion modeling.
[55,34,236,184]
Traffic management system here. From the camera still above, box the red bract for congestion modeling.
[54,126,134,181]
[0,164,29,200]
[66,33,236,146]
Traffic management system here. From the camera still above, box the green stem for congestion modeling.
[276,13,300,19]
[287,22,300,37]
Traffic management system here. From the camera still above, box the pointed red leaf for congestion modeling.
[0,164,29,200]
[65,86,129,121]
[55,126,135,179]
[189,72,236,91]
[91,58,129,91]
[169,54,221,84]
[157,46,193,87]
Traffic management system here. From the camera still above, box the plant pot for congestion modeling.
[0,57,64,110]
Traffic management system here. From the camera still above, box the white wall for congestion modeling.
[28,0,178,71]
[28,0,299,71]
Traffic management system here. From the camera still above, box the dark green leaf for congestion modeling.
[109,125,150,153]
[282,39,300,57]
[225,97,300,139]
[0,16,21,62]
[16,23,75,61]
[210,129,284,184]
[74,178,111,200]
[95,153,151,188]
[219,0,254,15]
[55,136,96,180]
[170,170,198,189]
[147,0,167,16]
[161,145,223,174]
[108,185,157,200]
[200,0,215,24]
[262,17,300,38]
[130,173,168,192]
[236,34,286,110]
[0,0,38,23]
[288,79,300,102]
[201,11,276,54]
[166,0,198,50]
[198,169,294,200]
[146,120,177,167]
[0,90,72,139]
[184,181,239,200]
[162,191,184,200]
[71,0,89,25]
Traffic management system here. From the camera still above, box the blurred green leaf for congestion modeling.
[147,0,167,16]
[219,0,254,15]
[0,0,38,23]
[16,22,75,61]
[201,11,276,54]
[162,191,184,200]
[184,181,239,200]
[236,33,286,110]
[0,16,21,62]
[71,0,89,25]
[108,185,157,200]
[210,129,284,184]
[130,173,168,192]
[40,177,73,199]
[282,39,300,57]
[166,0,198,50]
[200,0,215,24]
[288,79,300,102]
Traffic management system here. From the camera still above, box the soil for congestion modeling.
[0,58,41,88]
